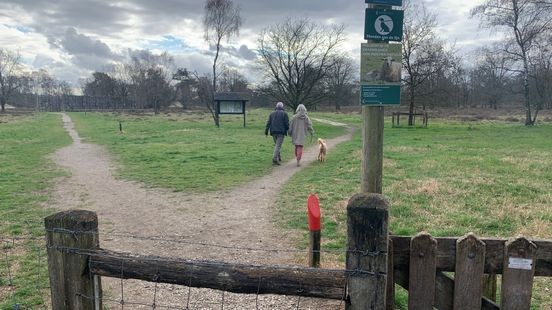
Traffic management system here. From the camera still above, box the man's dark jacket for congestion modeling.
[265,107,289,136]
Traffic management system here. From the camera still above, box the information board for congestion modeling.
[218,101,245,114]
[360,42,402,105]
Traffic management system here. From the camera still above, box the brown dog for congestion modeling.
[317,138,327,162]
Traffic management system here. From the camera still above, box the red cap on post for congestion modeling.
[307,194,321,231]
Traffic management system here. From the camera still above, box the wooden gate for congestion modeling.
[44,193,552,309]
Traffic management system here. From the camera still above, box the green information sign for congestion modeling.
[360,43,402,106]
[361,85,401,105]
[365,8,404,42]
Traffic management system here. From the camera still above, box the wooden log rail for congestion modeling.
[88,249,348,300]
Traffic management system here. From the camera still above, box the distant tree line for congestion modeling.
[1,0,550,126]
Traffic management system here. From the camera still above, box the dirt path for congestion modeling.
[48,113,354,309]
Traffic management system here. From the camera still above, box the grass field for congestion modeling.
[1,110,550,308]
[0,113,71,308]
[275,115,552,308]
[68,109,347,192]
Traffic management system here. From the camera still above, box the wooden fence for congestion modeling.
[11,94,140,112]
[44,193,552,309]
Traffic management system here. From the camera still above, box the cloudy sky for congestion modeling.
[0,0,493,88]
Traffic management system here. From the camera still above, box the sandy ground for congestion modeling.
[47,113,355,309]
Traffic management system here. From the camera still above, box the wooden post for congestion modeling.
[454,233,486,310]
[361,106,384,194]
[309,230,321,268]
[408,232,437,310]
[361,1,387,194]
[307,194,321,268]
[346,193,389,310]
[45,210,101,310]
[500,237,537,310]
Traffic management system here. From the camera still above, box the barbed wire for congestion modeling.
[41,228,385,256]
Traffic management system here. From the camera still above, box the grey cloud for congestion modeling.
[54,27,122,71]
[208,44,257,61]
[32,54,60,68]
[62,28,114,59]
[174,53,212,74]
[0,0,132,36]
[70,53,115,71]
[238,45,256,60]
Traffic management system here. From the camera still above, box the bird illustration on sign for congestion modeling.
[375,15,393,35]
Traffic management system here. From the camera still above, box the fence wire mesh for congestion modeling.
[1,223,362,310]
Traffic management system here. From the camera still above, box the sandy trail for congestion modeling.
[48,113,354,309]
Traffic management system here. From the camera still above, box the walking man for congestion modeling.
[265,102,289,166]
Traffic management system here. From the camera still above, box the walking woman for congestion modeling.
[288,104,314,166]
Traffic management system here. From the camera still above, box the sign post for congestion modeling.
[361,0,403,194]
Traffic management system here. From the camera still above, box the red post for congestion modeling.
[308,194,321,267]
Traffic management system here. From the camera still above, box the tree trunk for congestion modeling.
[212,37,221,128]
[0,97,5,112]
[523,58,533,126]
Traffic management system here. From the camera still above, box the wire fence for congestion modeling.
[1,224,352,310]
[1,235,49,310]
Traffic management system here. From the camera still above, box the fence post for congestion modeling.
[408,232,437,310]
[307,194,321,268]
[346,193,389,310]
[45,210,102,310]
[500,237,537,310]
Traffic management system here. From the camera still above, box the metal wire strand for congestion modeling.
[255,276,262,310]
[120,260,125,309]
[186,270,193,310]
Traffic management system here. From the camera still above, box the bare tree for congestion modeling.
[109,63,132,98]
[57,81,73,96]
[529,37,552,111]
[325,55,356,110]
[0,49,23,112]
[402,0,453,125]
[257,18,345,110]
[219,68,249,92]
[126,50,175,113]
[33,69,59,96]
[194,73,215,116]
[83,72,117,97]
[203,0,242,126]
[173,68,197,108]
[471,48,512,109]
[472,0,552,125]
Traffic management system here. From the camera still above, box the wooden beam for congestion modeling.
[89,249,346,300]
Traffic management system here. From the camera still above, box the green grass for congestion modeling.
[0,112,71,309]
[67,109,346,192]
[275,116,552,309]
